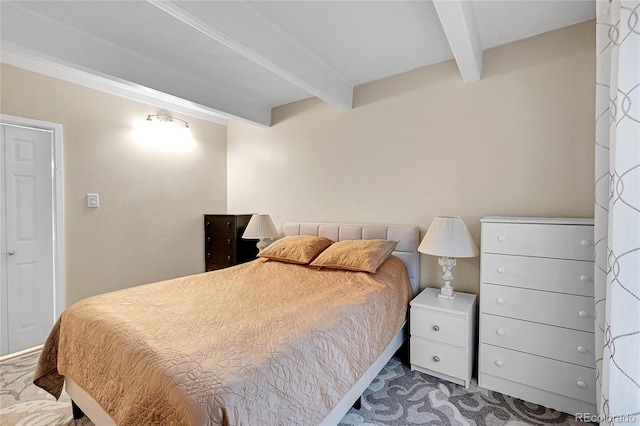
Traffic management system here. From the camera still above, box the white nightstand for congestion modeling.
[410,287,477,388]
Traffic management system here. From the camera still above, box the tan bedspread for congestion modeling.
[34,256,411,425]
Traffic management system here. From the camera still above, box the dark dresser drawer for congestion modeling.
[203,214,258,271]
[205,215,237,234]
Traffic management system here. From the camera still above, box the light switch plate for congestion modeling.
[87,193,99,208]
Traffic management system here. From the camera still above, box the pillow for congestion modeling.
[259,235,334,264]
[310,239,399,273]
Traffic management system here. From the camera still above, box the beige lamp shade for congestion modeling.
[242,214,278,239]
[418,216,479,258]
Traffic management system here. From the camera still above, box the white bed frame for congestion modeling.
[65,222,420,426]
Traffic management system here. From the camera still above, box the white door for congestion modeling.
[0,124,55,356]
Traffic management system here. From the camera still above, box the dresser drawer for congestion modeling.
[482,223,594,261]
[480,344,596,404]
[206,234,238,250]
[411,337,470,379]
[411,308,468,348]
[481,314,595,368]
[481,284,594,332]
[206,263,228,272]
[482,253,594,297]
[205,215,237,234]
[206,248,235,265]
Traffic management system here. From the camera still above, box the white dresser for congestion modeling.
[410,288,476,388]
[478,217,597,415]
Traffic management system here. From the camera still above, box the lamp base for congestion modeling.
[437,290,456,300]
[256,238,270,253]
[437,256,457,300]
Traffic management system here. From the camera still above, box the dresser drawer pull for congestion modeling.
[578,311,589,318]
[496,298,505,305]
[227,255,232,261]
[495,360,503,367]
[227,221,232,228]
[576,381,587,388]
[227,238,232,244]
[496,329,505,336]
[206,221,211,227]
[497,267,506,273]
[580,275,591,282]
[207,237,211,242]
[577,346,587,353]
[432,356,440,363]
[207,252,211,258]
[432,325,440,332]
[497,235,506,242]
[580,239,592,247]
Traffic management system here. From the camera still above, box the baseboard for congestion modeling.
[0,345,43,362]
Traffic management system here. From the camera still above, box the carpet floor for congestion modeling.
[1,350,589,426]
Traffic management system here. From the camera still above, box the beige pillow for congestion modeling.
[310,239,399,273]
[259,235,334,264]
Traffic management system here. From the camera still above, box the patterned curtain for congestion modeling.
[594,0,640,423]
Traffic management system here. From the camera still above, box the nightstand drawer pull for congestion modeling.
[207,237,211,242]
[206,221,211,227]
[227,255,232,261]
[495,360,503,367]
[497,235,506,242]
[227,221,232,228]
[497,267,505,273]
[576,381,587,388]
[496,298,505,305]
[207,252,211,258]
[580,239,592,247]
[432,356,440,363]
[577,346,587,353]
[227,238,232,244]
[578,311,589,318]
[579,275,591,282]
[432,325,440,332]
[496,329,504,336]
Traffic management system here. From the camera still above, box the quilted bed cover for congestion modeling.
[34,256,412,425]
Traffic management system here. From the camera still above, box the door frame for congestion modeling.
[0,114,64,355]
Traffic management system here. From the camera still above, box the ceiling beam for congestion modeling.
[1,2,270,127]
[148,0,354,110]
[433,0,483,82]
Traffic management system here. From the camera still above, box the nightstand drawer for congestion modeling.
[411,338,469,379]
[482,223,594,261]
[482,253,594,297]
[411,308,468,348]
[481,283,594,332]
[481,314,595,368]
[480,344,596,404]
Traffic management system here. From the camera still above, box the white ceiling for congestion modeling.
[0,1,595,127]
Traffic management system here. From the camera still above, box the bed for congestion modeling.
[34,222,420,425]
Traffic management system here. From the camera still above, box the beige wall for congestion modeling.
[227,21,596,295]
[1,64,228,305]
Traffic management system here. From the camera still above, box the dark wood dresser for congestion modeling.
[204,214,258,271]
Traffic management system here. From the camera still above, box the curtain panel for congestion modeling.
[594,0,640,423]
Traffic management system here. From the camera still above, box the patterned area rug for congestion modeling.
[1,350,588,425]
[340,356,588,426]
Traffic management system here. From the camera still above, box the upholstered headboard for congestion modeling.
[282,222,420,296]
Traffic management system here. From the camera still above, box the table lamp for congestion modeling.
[242,214,278,253]
[418,216,479,300]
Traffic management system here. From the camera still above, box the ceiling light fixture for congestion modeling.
[146,112,189,128]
